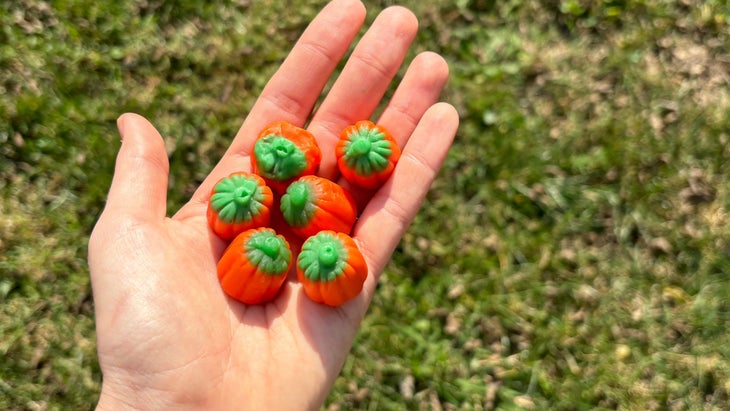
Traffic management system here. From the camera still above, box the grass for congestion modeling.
[2,0,730,409]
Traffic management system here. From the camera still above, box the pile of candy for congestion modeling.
[209,120,400,307]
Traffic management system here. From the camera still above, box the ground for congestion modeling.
[2,0,730,409]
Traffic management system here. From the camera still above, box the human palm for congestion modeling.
[88,0,458,409]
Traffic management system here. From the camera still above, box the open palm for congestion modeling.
[88,0,458,409]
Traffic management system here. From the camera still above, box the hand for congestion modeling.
[88,0,459,409]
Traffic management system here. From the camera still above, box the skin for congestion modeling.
[88,0,459,409]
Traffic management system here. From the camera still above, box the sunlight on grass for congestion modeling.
[2,0,730,409]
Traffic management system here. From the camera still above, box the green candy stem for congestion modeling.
[349,138,372,156]
[232,185,254,206]
[318,243,340,267]
[261,236,281,259]
[211,175,263,223]
[288,182,310,209]
[275,141,293,157]
[280,180,315,228]
[245,230,291,275]
[343,128,392,176]
[254,135,307,180]
[298,232,348,282]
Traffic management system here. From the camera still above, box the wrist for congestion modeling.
[95,384,136,411]
[95,381,209,411]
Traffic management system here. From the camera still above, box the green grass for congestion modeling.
[3,0,730,409]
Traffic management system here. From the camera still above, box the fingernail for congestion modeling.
[116,114,128,140]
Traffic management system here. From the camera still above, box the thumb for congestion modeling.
[103,113,170,221]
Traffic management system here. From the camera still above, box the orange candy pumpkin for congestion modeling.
[296,231,368,307]
[335,120,401,189]
[217,228,293,304]
[207,172,274,241]
[251,121,322,194]
[279,175,358,239]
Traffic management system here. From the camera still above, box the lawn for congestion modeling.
[2,0,730,409]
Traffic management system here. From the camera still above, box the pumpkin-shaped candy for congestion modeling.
[280,175,357,239]
[335,120,401,189]
[217,228,293,305]
[296,231,368,307]
[251,121,322,193]
[207,172,274,241]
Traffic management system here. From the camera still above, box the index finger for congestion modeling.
[183,0,367,212]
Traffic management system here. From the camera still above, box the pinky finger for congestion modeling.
[352,102,459,301]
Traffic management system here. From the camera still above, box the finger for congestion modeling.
[183,0,367,214]
[336,51,451,208]
[376,51,450,150]
[351,103,459,306]
[232,0,366,146]
[104,113,169,221]
[308,6,419,179]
